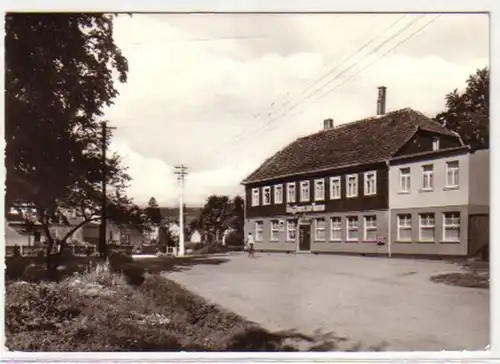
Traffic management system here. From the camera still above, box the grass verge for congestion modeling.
[6,260,353,351]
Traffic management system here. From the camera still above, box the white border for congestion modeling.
[2,0,498,362]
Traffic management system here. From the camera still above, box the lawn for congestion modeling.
[5,253,337,352]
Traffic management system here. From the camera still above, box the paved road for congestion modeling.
[165,253,489,351]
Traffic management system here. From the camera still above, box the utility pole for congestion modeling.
[99,121,116,258]
[174,164,188,257]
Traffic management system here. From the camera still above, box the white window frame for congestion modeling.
[432,137,440,151]
[442,212,460,242]
[286,220,297,241]
[262,186,271,205]
[399,167,411,193]
[300,180,310,202]
[346,174,358,198]
[270,220,280,241]
[314,218,326,241]
[419,213,435,242]
[274,184,283,204]
[314,178,325,201]
[363,215,377,241]
[330,216,342,241]
[397,214,412,241]
[421,165,434,191]
[255,221,264,242]
[445,161,459,188]
[364,171,377,196]
[251,188,260,206]
[346,216,359,241]
[329,177,341,200]
[287,182,296,203]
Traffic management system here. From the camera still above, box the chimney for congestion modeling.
[323,118,334,130]
[377,86,387,115]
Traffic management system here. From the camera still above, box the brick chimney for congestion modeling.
[323,118,334,130]
[377,86,387,115]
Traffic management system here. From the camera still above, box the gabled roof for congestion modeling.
[242,108,459,184]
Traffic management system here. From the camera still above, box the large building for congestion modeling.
[241,88,489,257]
[388,142,489,256]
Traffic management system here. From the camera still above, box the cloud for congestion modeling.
[104,13,488,207]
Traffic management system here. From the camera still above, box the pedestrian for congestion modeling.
[246,232,255,258]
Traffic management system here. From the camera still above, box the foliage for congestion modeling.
[5,270,296,351]
[198,195,245,242]
[145,196,162,225]
[5,13,147,268]
[434,67,489,149]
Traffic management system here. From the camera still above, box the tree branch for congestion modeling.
[61,216,101,242]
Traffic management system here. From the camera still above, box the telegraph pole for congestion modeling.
[99,121,116,258]
[174,164,188,257]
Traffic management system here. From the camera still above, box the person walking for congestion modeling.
[246,232,255,258]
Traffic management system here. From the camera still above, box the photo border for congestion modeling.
[1,0,497,362]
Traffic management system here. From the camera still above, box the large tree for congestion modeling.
[5,13,145,273]
[435,67,489,149]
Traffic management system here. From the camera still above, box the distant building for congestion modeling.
[189,229,202,243]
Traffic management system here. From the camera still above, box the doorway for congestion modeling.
[298,224,311,252]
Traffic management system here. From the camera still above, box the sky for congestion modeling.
[103,13,489,207]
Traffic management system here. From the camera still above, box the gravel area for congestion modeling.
[165,253,489,351]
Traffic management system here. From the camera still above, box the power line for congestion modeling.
[192,15,412,165]
[205,15,428,159]
[281,15,443,123]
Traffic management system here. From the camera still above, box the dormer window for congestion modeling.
[432,137,440,151]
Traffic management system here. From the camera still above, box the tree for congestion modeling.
[434,67,489,149]
[199,195,232,243]
[198,195,245,244]
[148,197,159,208]
[5,13,145,276]
[144,196,162,225]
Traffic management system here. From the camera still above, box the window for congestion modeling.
[330,217,342,241]
[300,181,310,202]
[274,184,283,204]
[397,214,412,241]
[330,177,341,199]
[346,174,358,198]
[419,213,435,242]
[255,221,264,241]
[443,212,460,242]
[364,216,377,241]
[399,167,411,192]
[252,188,260,206]
[287,183,296,203]
[364,171,377,196]
[432,137,440,151]
[286,220,297,241]
[445,161,459,188]
[346,216,359,241]
[315,218,326,240]
[263,186,271,205]
[270,220,280,241]
[315,179,325,201]
[421,165,434,190]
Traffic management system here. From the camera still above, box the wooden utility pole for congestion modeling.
[99,121,116,258]
[174,164,188,257]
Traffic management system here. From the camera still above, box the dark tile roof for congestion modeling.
[242,108,460,184]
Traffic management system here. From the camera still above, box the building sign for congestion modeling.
[286,203,326,214]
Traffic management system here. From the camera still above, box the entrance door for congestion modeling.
[298,224,311,252]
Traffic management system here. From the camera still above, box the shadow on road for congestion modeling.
[135,256,230,274]
[226,327,388,352]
